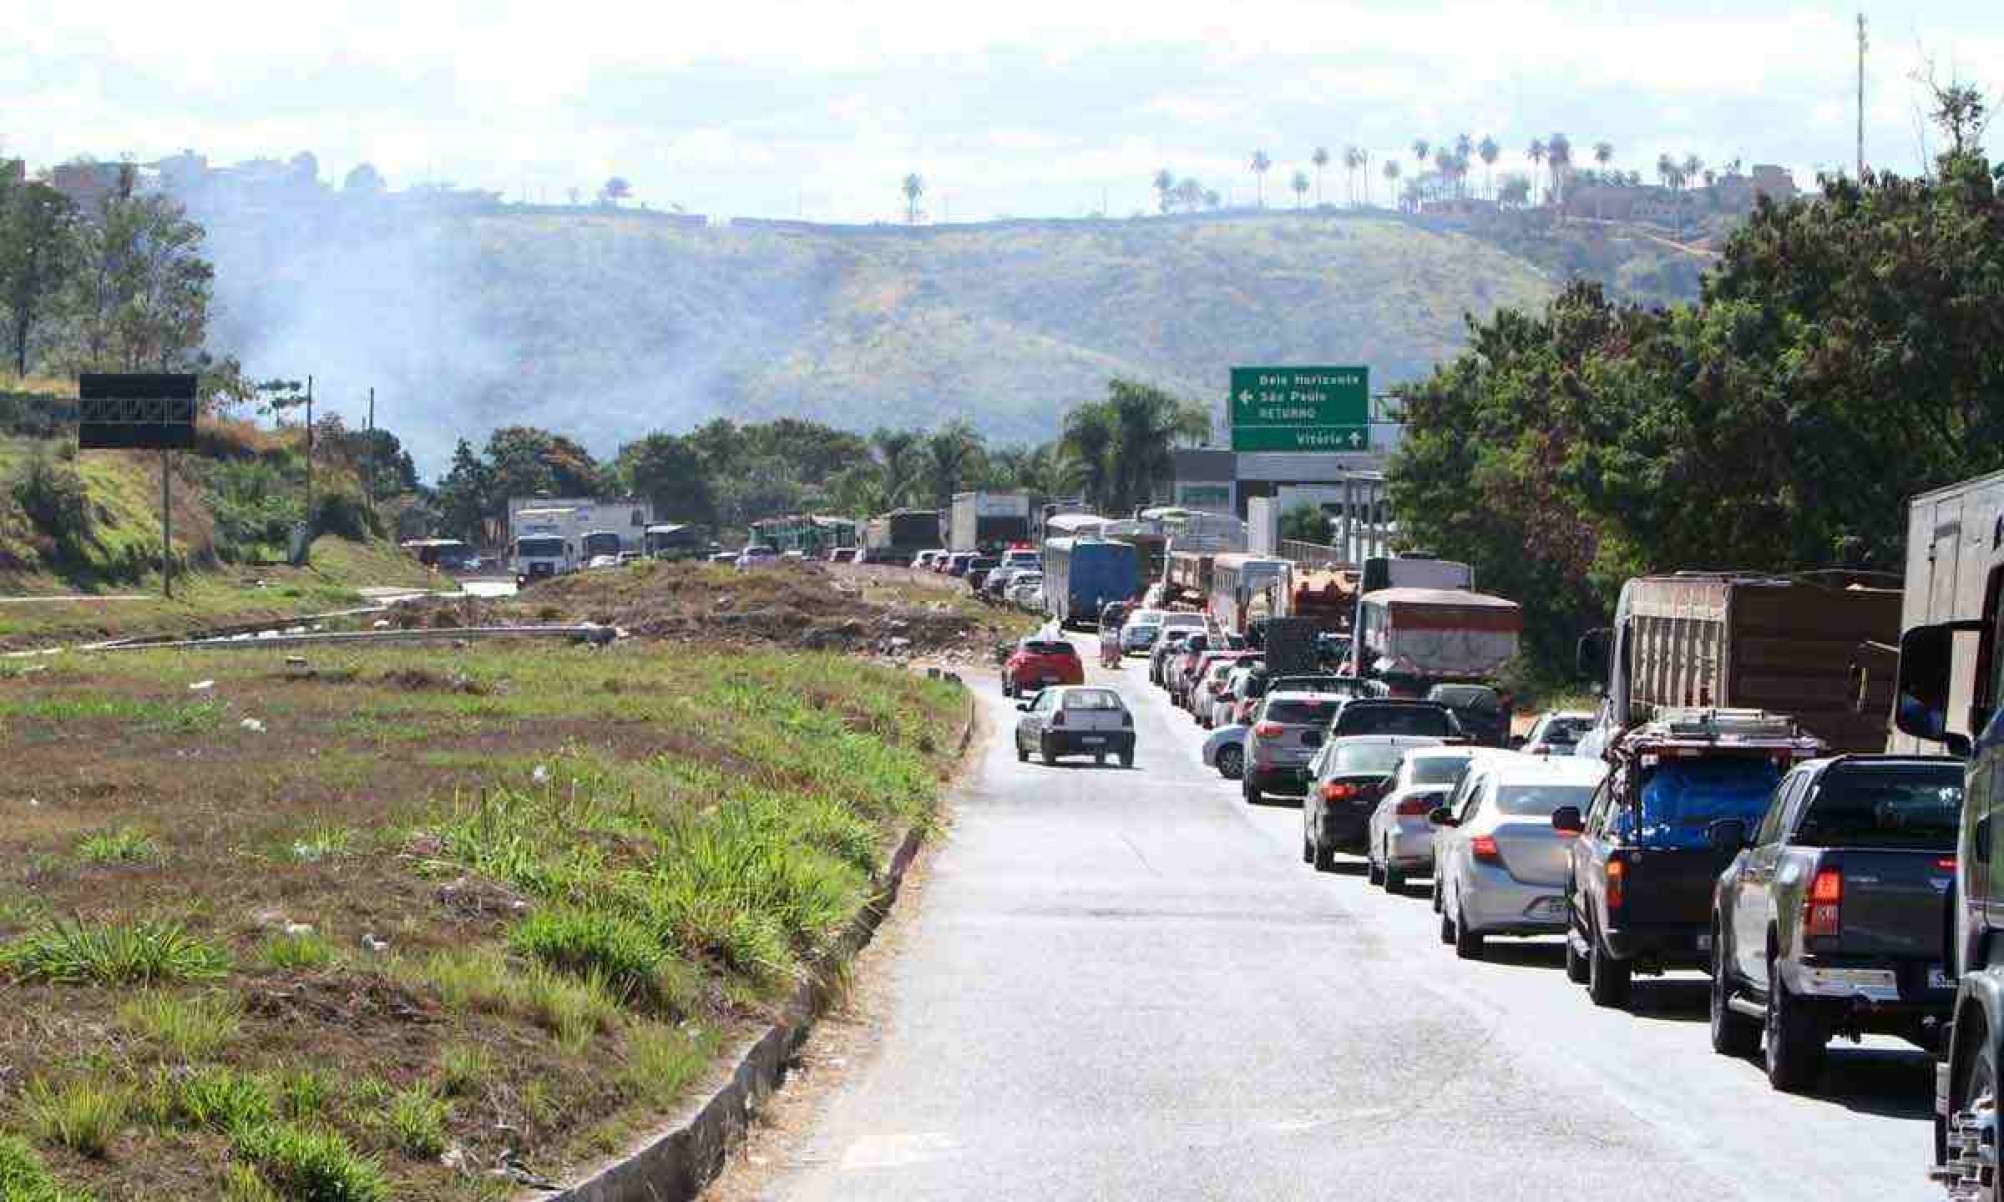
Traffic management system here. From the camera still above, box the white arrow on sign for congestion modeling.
[1347,431,1362,447]
[1238,390,1253,402]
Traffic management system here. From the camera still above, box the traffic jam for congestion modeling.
[940,477,2004,1200]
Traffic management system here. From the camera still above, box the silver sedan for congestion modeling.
[1366,747,1518,893]
[1433,755,1608,960]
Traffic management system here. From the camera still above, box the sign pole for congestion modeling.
[161,449,172,599]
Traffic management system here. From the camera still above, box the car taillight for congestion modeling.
[1805,866,1842,939]
[1471,834,1501,863]
[1605,857,1625,911]
[1937,856,1958,872]
[1395,796,1433,817]
[1321,781,1358,802]
[1254,722,1283,738]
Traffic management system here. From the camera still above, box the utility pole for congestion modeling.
[365,386,377,509]
[1857,12,1868,179]
[304,374,314,519]
[161,450,173,599]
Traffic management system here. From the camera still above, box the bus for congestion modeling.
[1042,538,1142,628]
[1210,553,1293,634]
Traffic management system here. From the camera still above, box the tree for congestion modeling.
[1311,146,1330,206]
[1590,141,1616,219]
[342,163,386,194]
[1279,503,1329,545]
[598,177,632,206]
[1526,140,1547,203]
[1290,169,1310,209]
[1174,177,1204,212]
[484,426,603,503]
[870,427,921,508]
[68,166,212,371]
[1546,132,1573,212]
[1153,168,1174,214]
[617,432,714,523]
[1498,173,1532,207]
[1383,159,1403,209]
[1477,135,1500,199]
[0,180,79,375]
[902,173,924,224]
[1059,402,1116,511]
[1412,139,1430,166]
[922,421,986,505]
[1249,151,1272,207]
[434,439,494,542]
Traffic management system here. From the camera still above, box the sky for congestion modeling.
[3,0,1998,221]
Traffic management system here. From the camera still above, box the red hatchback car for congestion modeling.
[1002,638,1084,697]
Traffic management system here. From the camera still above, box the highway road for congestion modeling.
[730,640,1938,1201]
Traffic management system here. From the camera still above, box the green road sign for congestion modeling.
[1229,366,1369,452]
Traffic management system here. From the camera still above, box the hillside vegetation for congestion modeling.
[204,207,1656,461]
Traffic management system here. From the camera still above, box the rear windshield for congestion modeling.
[1161,614,1206,628]
[1536,717,1592,743]
[1063,689,1125,711]
[1496,782,1599,817]
[516,538,565,557]
[1430,686,1501,712]
[1265,698,1338,725]
[1334,705,1457,737]
[1333,742,1419,774]
[1796,766,1964,851]
[1629,757,1781,844]
[1022,641,1076,657]
[1407,754,1472,786]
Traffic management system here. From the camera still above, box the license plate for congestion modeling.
[1696,931,1712,951]
[1931,966,1955,990]
[1079,736,1107,746]
[1527,897,1565,920]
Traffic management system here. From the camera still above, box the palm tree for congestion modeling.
[1249,150,1272,207]
[901,173,924,224]
[923,421,986,506]
[1382,159,1402,210]
[1432,147,1454,203]
[1453,133,1473,167]
[870,428,920,506]
[1526,140,1547,202]
[1546,133,1572,213]
[1498,173,1531,208]
[1311,146,1330,206]
[1289,170,1309,209]
[1412,139,1430,166]
[1682,153,1704,186]
[1202,189,1221,210]
[1152,168,1174,214]
[1175,177,1203,211]
[1590,141,1615,219]
[1656,153,1677,189]
[1059,403,1116,511]
[1477,135,1499,199]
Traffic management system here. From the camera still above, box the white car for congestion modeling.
[1521,710,1596,756]
[586,553,621,570]
[1008,572,1045,611]
[734,545,780,570]
[912,549,947,570]
[1211,663,1262,729]
[1202,724,1247,780]
[1363,747,1510,893]
[1014,685,1134,767]
[1433,755,1609,959]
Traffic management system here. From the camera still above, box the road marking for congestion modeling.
[838,1131,958,1170]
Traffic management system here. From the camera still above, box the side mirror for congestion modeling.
[1015,701,1032,712]
[1894,621,1980,755]
[1550,805,1585,835]
[1427,807,1455,827]
[1508,734,1527,749]
[1705,818,1750,851]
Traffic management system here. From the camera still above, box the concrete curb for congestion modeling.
[538,686,976,1202]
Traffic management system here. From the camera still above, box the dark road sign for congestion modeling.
[1229,366,1369,452]
[78,373,198,450]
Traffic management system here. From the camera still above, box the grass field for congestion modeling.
[0,641,964,1199]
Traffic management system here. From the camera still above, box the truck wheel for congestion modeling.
[1384,859,1407,895]
[1564,925,1590,985]
[1587,930,1632,1008]
[1764,957,1825,1092]
[1948,1020,2000,1202]
[1708,933,1760,1058]
[1454,906,1485,960]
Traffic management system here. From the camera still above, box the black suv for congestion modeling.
[1328,699,1464,740]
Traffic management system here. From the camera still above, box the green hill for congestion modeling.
[203,206,1701,463]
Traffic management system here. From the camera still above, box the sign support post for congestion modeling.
[77,373,199,599]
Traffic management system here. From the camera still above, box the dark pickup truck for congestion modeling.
[1708,755,1963,1091]
[1558,709,1826,1008]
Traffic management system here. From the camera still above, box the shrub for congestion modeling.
[116,991,241,1060]
[22,1077,129,1158]
[309,489,379,542]
[163,1066,273,1134]
[517,964,622,1053]
[218,1162,280,1202]
[508,905,696,1012]
[75,827,159,865]
[269,1068,333,1120]
[11,451,93,551]
[412,946,514,1013]
[436,1045,491,1099]
[384,1086,448,1158]
[621,1023,717,1108]
[0,1132,89,1202]
[257,929,337,971]
[1,919,231,986]
[231,1122,387,1202]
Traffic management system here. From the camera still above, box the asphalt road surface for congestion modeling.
[742,639,1937,1201]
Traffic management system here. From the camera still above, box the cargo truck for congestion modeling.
[1576,572,1902,760]
[949,491,1032,553]
[859,508,943,563]
[1348,587,1522,689]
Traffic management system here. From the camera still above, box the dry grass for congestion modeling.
[0,640,962,1199]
